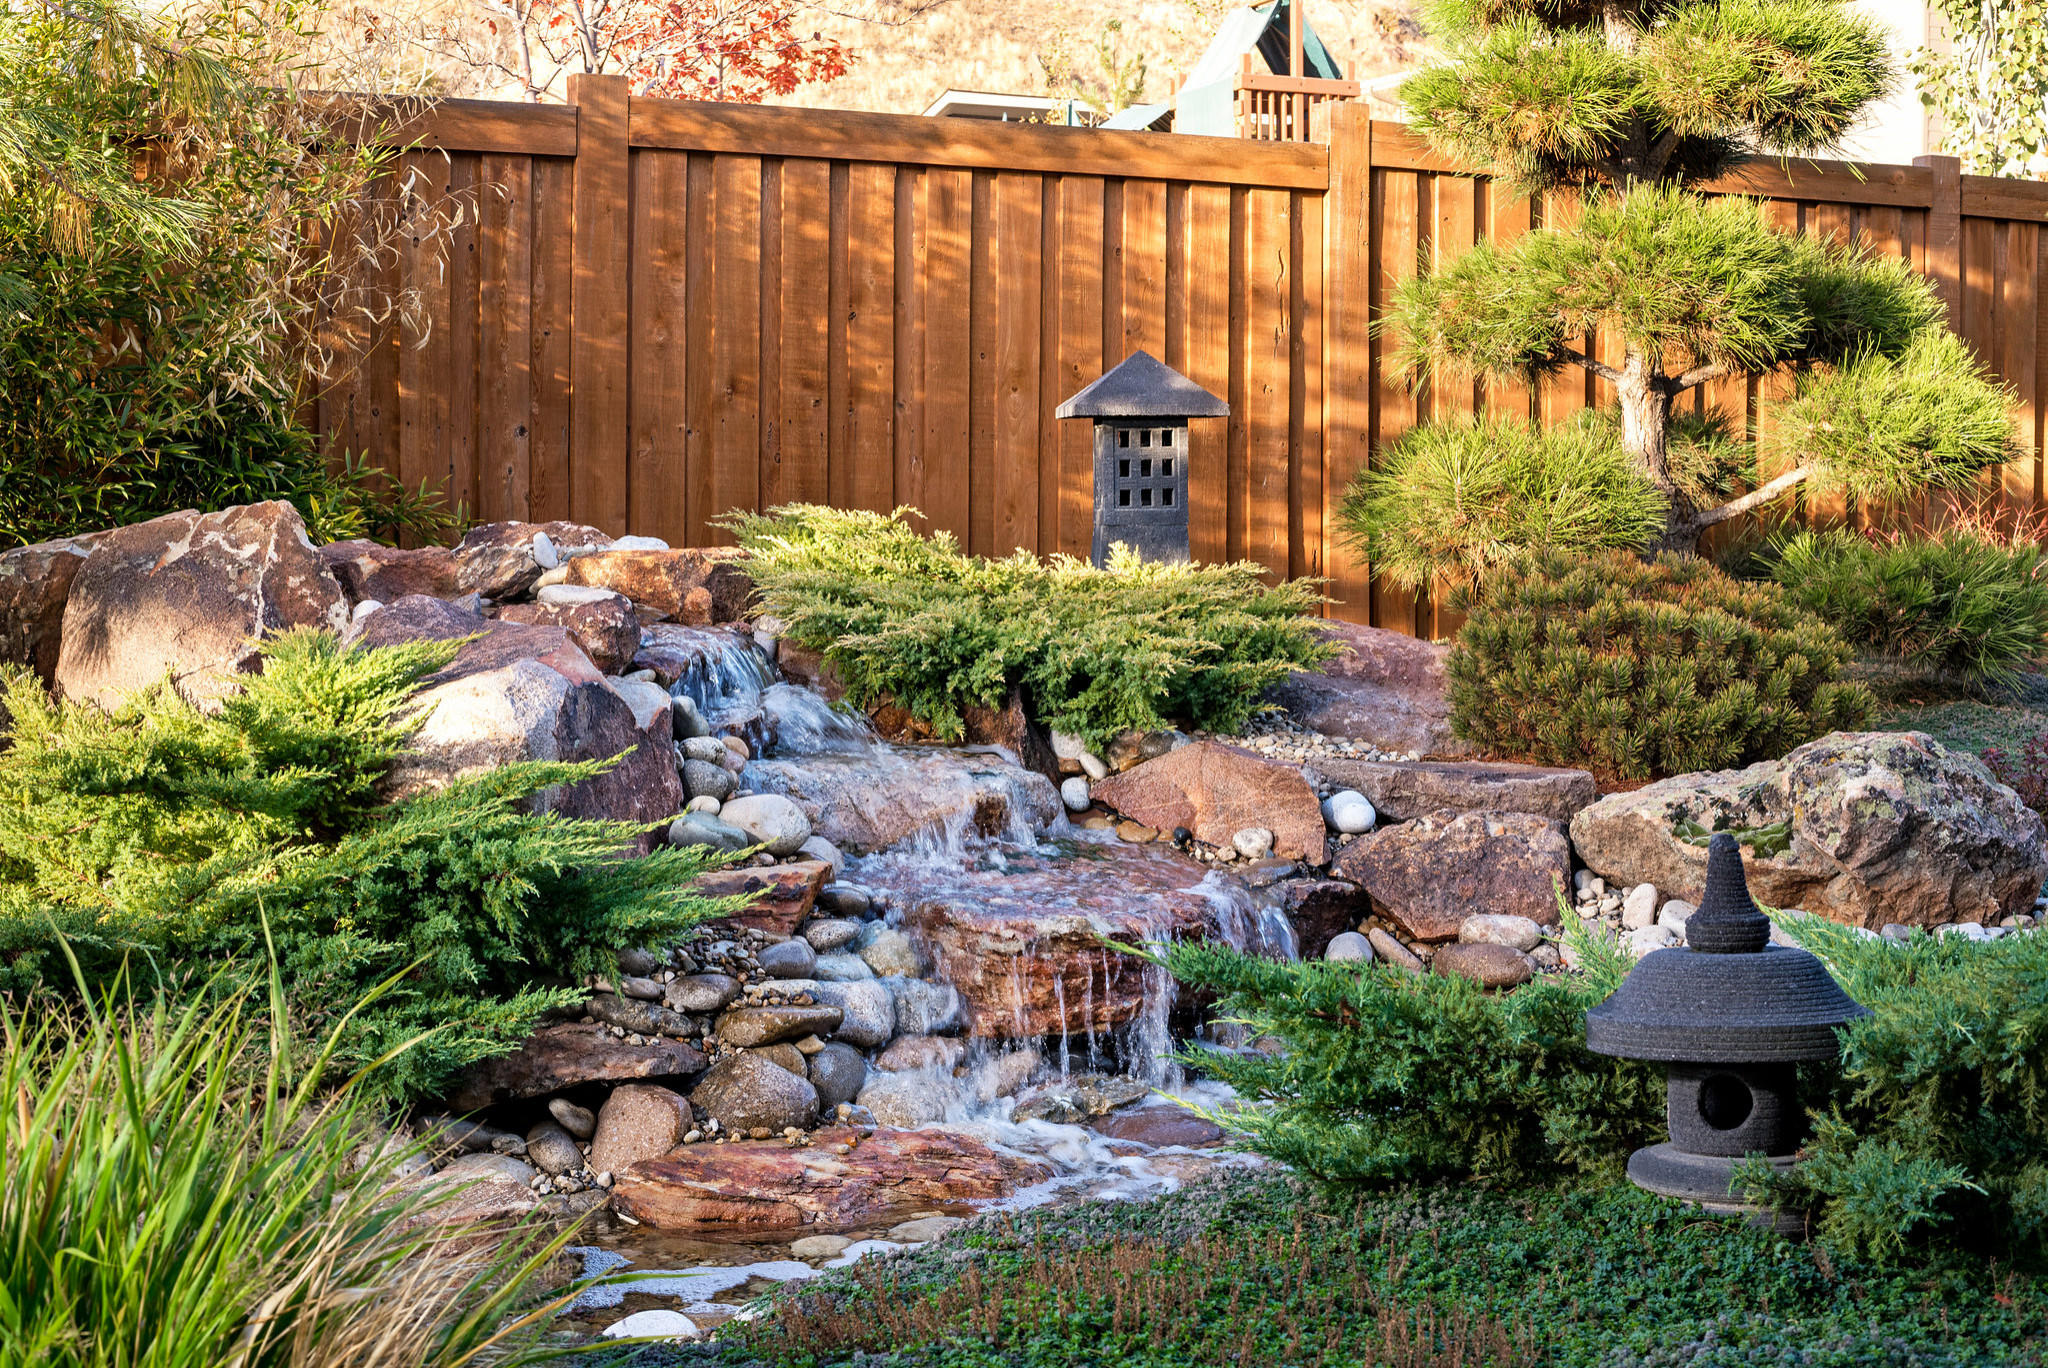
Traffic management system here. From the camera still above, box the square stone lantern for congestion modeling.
[1055,349,1229,567]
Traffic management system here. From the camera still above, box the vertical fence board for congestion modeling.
[477,156,532,523]
[847,162,896,512]
[708,156,761,542]
[776,159,833,507]
[968,171,997,556]
[1321,107,1372,620]
[1485,188,1532,423]
[994,173,1044,555]
[1293,189,1324,582]
[683,154,716,543]
[568,74,631,531]
[1185,184,1233,567]
[529,157,575,522]
[1121,179,1167,361]
[924,167,973,542]
[1056,177,1105,558]
[628,149,688,544]
[1244,187,1292,581]
[895,168,925,523]
[1371,167,1420,634]
[397,152,452,544]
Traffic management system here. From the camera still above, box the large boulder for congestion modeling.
[319,541,461,605]
[870,686,1060,783]
[441,1023,706,1111]
[557,547,754,623]
[1569,731,2048,929]
[874,843,1224,1038]
[610,1125,1052,1229]
[364,596,682,826]
[55,502,349,708]
[495,591,640,675]
[688,1051,819,1133]
[454,521,613,600]
[1266,621,1470,757]
[1091,740,1325,861]
[744,749,1061,854]
[1334,809,1570,941]
[1306,758,1597,824]
[0,533,99,687]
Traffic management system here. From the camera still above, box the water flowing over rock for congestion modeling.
[863,841,1283,1054]
[611,1127,1054,1230]
[1569,731,2048,929]
[1090,740,1324,860]
[745,750,1061,854]
[1306,758,1597,824]
[442,1024,706,1111]
[1334,809,1570,941]
[1265,621,1470,757]
[56,502,349,708]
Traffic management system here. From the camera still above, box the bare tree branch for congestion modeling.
[1557,346,1624,385]
[1688,465,1813,530]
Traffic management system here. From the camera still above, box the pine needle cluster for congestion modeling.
[0,630,728,1100]
[1157,912,1663,1183]
[1445,549,1869,777]
[723,505,1334,750]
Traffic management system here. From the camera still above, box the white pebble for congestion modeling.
[1320,790,1376,834]
[1232,827,1274,860]
[1060,776,1091,812]
[1621,884,1659,930]
[602,1309,697,1340]
[1325,931,1374,963]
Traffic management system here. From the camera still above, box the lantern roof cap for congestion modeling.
[1584,834,1870,1063]
[1056,349,1229,420]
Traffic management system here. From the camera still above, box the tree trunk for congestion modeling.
[1611,355,1705,552]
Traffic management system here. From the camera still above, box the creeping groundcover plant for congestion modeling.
[724,504,1334,750]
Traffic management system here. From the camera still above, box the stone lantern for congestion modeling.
[1055,350,1229,568]
[1585,832,1869,1232]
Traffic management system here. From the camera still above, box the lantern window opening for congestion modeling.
[1162,487,1174,506]
[1162,457,1174,475]
[1118,429,1130,447]
[1140,429,1152,447]
[1161,429,1174,447]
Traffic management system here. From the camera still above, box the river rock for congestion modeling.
[797,836,846,879]
[1265,620,1470,757]
[1568,731,2048,928]
[808,979,897,1049]
[812,952,875,982]
[683,759,736,803]
[56,502,350,708]
[555,547,754,623]
[1335,809,1570,941]
[1061,777,1092,812]
[1621,883,1659,930]
[759,939,818,980]
[611,1125,1052,1229]
[807,1043,868,1110]
[443,1024,707,1111]
[693,861,831,936]
[1431,942,1533,989]
[887,843,1219,1038]
[804,918,862,951]
[1321,790,1377,833]
[365,596,680,826]
[688,1052,819,1134]
[434,1151,540,1186]
[715,1004,844,1048]
[1325,931,1373,962]
[495,593,640,675]
[548,1098,598,1139]
[525,1121,584,1175]
[454,520,612,599]
[1306,758,1598,824]
[876,1035,966,1073]
[590,1084,695,1174]
[587,993,696,1038]
[754,1043,809,1077]
[320,540,461,606]
[666,973,741,1014]
[1367,927,1423,973]
[743,748,1062,854]
[618,975,664,1002]
[715,795,812,856]
[1091,740,1324,861]
[856,926,926,978]
[0,534,99,689]
[856,1071,950,1127]
[1460,913,1544,952]
[881,977,960,1037]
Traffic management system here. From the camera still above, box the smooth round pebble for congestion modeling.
[1060,776,1091,812]
[1325,930,1374,963]
[1232,828,1274,860]
[1320,790,1376,834]
[602,1310,697,1340]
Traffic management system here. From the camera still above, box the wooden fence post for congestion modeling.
[1320,103,1373,624]
[569,73,633,533]
[1913,153,1963,330]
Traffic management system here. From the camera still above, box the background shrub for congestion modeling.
[1759,525,2048,687]
[1333,414,1670,591]
[0,630,727,1099]
[1445,548,1869,778]
[725,504,1333,750]
[1157,915,1663,1183]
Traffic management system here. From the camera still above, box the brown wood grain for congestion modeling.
[923,167,973,543]
[1055,176,1105,558]
[529,157,575,522]
[1320,105,1372,621]
[683,152,716,543]
[847,162,897,512]
[1121,179,1167,361]
[777,159,833,506]
[994,173,1044,556]
[629,148,689,545]
[477,153,533,523]
[1243,185,1292,581]
[568,74,632,532]
[1371,166,1420,635]
[1184,182,1233,567]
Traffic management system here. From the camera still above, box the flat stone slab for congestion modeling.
[1307,758,1597,824]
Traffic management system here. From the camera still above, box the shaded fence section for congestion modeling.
[317,80,2048,631]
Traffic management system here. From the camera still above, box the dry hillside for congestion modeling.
[763,0,1425,117]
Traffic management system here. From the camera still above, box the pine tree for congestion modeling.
[1373,0,2019,553]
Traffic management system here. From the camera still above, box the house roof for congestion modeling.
[1055,350,1230,419]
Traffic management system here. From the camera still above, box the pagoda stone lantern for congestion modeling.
[1585,833,1870,1233]
[1055,350,1229,568]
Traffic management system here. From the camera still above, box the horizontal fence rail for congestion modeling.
[315,82,2048,632]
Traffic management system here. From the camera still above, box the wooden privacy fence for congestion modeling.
[318,77,2048,632]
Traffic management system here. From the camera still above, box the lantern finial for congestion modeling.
[1685,832,1771,955]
